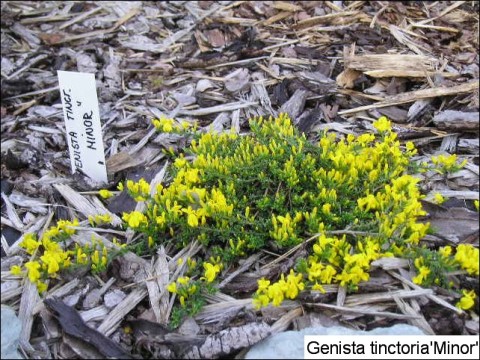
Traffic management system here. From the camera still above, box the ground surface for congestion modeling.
[1,1,479,359]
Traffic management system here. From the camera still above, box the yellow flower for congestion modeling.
[76,246,88,264]
[112,237,127,248]
[203,262,221,283]
[174,156,187,169]
[20,233,40,255]
[454,244,479,276]
[474,200,479,212]
[320,265,337,284]
[405,141,417,155]
[412,266,430,285]
[433,193,445,204]
[322,203,331,215]
[312,282,326,293]
[117,182,124,191]
[177,276,190,285]
[92,250,100,267]
[253,294,270,309]
[36,281,48,293]
[257,278,270,292]
[40,251,61,275]
[268,283,284,306]
[183,207,199,227]
[456,289,476,310]
[439,246,452,258]
[187,257,197,270]
[25,261,41,282]
[10,265,23,275]
[167,282,177,293]
[373,116,391,132]
[99,189,113,199]
[122,211,147,228]
[89,213,112,226]
[153,118,175,132]
[284,270,304,299]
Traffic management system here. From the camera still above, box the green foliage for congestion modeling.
[11,114,478,321]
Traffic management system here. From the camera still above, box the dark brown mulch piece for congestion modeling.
[44,297,133,359]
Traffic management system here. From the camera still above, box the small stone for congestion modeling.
[104,289,126,308]
[178,316,200,336]
[245,324,425,359]
[83,288,101,309]
[1,306,22,359]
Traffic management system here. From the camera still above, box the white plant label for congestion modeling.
[57,71,107,184]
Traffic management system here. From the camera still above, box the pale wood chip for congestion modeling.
[18,279,39,354]
[1,192,24,230]
[345,288,433,307]
[270,306,303,333]
[97,286,148,337]
[184,321,271,359]
[307,302,421,320]
[339,81,479,115]
[387,270,464,315]
[371,257,410,270]
[177,101,257,116]
[53,184,122,226]
[393,296,435,335]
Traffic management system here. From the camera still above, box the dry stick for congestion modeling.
[20,13,72,25]
[97,286,148,337]
[6,54,49,80]
[271,306,304,333]
[218,253,262,289]
[53,7,140,44]
[58,6,103,30]
[393,296,436,335]
[18,280,39,354]
[177,101,258,116]
[306,302,421,320]
[53,184,122,226]
[345,288,433,307]
[387,270,463,314]
[205,57,269,70]
[3,86,59,100]
[294,11,360,30]
[338,81,479,115]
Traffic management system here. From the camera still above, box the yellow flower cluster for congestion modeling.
[152,117,195,133]
[456,289,476,310]
[270,212,303,246]
[122,211,148,229]
[412,257,431,285]
[119,178,151,202]
[11,219,118,293]
[88,213,112,226]
[124,113,474,315]
[433,193,446,204]
[254,270,305,308]
[99,189,113,199]
[11,219,79,292]
[167,276,199,307]
[202,261,222,283]
[75,236,110,273]
[431,153,467,174]
[373,116,391,132]
[454,244,479,276]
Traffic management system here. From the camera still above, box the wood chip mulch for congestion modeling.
[1,1,478,359]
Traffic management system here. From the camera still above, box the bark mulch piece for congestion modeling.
[1,1,478,359]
